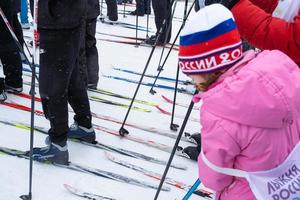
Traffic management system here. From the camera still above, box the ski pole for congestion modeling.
[150,0,194,80]
[135,3,139,47]
[19,0,39,199]
[169,62,180,131]
[153,0,178,86]
[169,0,190,131]
[153,90,198,200]
[123,0,126,18]
[182,179,201,200]
[119,0,177,136]
[149,0,195,131]
[146,0,151,38]
[150,1,194,80]
[23,38,33,58]
[146,0,179,130]
[100,0,104,17]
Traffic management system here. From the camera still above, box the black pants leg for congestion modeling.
[0,13,23,88]
[12,14,23,47]
[152,0,172,43]
[144,0,151,14]
[29,0,33,17]
[136,0,145,15]
[39,27,92,146]
[105,0,118,21]
[86,18,99,87]
[0,50,22,88]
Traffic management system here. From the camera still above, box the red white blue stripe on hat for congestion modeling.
[180,18,237,46]
[178,4,242,75]
[179,29,241,57]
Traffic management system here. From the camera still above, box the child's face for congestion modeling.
[188,74,206,85]
[188,74,208,91]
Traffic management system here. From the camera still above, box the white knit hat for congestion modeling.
[179,4,243,75]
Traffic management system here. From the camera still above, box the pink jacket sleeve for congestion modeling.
[232,0,300,63]
[198,111,241,192]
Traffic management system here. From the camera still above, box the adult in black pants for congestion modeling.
[31,0,96,165]
[105,0,118,22]
[130,0,151,16]
[0,0,23,94]
[85,0,100,89]
[145,0,172,45]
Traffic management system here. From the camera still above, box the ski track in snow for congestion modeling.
[0,2,214,200]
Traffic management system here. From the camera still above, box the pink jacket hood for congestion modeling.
[197,50,300,129]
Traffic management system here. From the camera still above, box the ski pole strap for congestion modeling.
[182,179,201,200]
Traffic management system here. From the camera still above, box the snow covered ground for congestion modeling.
[0,2,214,200]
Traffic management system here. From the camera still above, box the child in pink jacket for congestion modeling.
[179,4,300,200]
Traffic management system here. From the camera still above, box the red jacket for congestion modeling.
[232,0,300,66]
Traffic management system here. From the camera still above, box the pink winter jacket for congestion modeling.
[196,50,300,200]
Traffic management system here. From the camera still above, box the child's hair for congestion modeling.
[196,71,223,91]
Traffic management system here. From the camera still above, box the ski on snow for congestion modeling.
[105,152,213,199]
[64,184,117,200]
[161,95,200,110]
[0,101,190,160]
[88,88,158,107]
[0,118,186,170]
[93,124,173,153]
[89,111,192,143]
[8,92,192,144]
[89,95,151,113]
[21,80,151,113]
[96,32,180,48]
[22,78,157,107]
[97,31,147,41]
[99,18,153,33]
[102,74,192,94]
[112,67,187,84]
[154,105,199,122]
[96,38,179,51]
[97,18,150,30]
[0,146,170,191]
[5,91,191,143]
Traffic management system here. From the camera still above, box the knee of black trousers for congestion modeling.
[40,94,69,121]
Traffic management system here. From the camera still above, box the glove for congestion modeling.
[182,146,201,161]
[205,0,240,10]
[195,0,200,12]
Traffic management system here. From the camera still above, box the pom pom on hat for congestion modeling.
[179,4,243,75]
